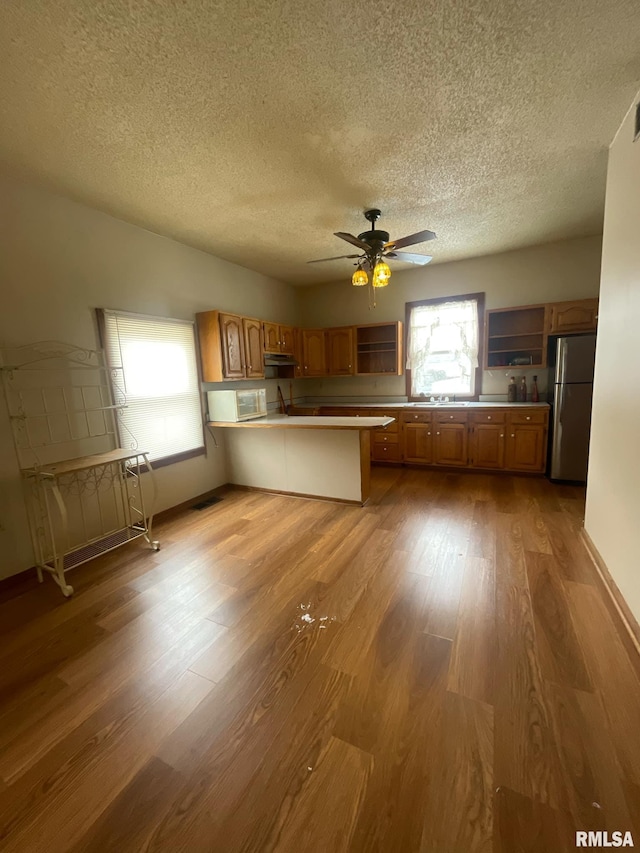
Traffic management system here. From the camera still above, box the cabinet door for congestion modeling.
[302,329,327,377]
[243,318,264,379]
[327,327,354,376]
[434,423,468,466]
[404,424,433,464]
[548,299,598,334]
[263,322,280,353]
[219,313,246,379]
[279,326,295,354]
[470,423,505,469]
[293,328,304,378]
[506,424,546,472]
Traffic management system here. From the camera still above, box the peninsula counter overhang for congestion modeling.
[207,414,395,430]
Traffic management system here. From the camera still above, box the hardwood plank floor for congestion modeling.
[1,468,639,852]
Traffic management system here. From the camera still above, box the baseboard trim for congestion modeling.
[580,527,640,660]
[228,483,364,506]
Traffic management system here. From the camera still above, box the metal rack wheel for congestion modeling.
[152,541,161,551]
[61,583,74,598]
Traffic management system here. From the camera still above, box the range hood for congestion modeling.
[264,353,299,367]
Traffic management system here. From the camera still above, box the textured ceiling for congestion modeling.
[1,1,639,285]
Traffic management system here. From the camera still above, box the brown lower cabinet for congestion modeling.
[319,406,548,473]
[317,405,548,473]
[469,423,506,469]
[433,423,468,466]
[404,422,433,464]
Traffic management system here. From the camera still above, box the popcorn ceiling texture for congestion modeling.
[0,0,638,285]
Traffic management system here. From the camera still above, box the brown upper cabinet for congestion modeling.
[548,299,598,335]
[196,310,265,381]
[263,322,295,355]
[197,314,406,381]
[355,322,403,375]
[243,317,264,379]
[327,327,354,376]
[301,329,327,377]
[484,298,598,370]
[485,304,547,370]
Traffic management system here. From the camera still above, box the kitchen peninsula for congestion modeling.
[207,414,394,505]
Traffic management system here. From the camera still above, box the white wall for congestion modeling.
[0,174,300,579]
[585,91,640,622]
[299,235,602,400]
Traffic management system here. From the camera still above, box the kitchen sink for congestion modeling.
[408,401,470,407]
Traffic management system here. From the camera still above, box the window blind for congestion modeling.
[102,310,204,463]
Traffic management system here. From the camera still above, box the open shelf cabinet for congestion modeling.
[355,322,403,375]
[484,305,547,369]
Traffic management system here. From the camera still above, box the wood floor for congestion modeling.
[1,467,639,852]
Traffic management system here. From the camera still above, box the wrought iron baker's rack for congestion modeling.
[1,341,159,597]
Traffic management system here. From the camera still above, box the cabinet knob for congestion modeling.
[526,416,531,420]
[348,364,352,368]
[500,433,504,438]
[449,415,453,419]
[511,434,515,438]
[414,415,419,419]
[436,431,440,435]
[487,415,491,420]
[427,432,431,436]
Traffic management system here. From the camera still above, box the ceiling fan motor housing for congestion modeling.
[357,230,389,248]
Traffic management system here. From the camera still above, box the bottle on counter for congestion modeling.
[507,376,517,402]
[519,376,527,402]
[531,375,539,403]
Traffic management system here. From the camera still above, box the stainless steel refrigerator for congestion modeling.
[550,334,596,482]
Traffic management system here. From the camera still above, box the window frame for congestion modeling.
[405,292,485,401]
[96,308,206,471]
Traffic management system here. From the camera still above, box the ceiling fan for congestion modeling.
[307,209,436,289]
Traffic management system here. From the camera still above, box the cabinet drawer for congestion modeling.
[401,411,433,424]
[373,431,399,444]
[435,411,468,424]
[372,443,401,462]
[508,409,548,426]
[470,410,506,424]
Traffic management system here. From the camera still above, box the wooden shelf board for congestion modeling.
[489,347,543,355]
[22,448,149,478]
[488,332,544,339]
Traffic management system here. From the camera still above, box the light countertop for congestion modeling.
[207,415,395,430]
[298,401,549,409]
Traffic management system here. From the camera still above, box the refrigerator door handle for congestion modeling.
[551,383,566,478]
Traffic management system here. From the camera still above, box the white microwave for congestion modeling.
[207,388,267,422]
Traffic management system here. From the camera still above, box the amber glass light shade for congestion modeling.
[372,261,391,288]
[352,267,369,287]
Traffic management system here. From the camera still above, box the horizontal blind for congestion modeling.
[102,310,204,462]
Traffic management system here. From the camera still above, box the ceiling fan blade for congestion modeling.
[334,232,370,250]
[307,254,362,264]
[385,251,433,266]
[385,229,437,250]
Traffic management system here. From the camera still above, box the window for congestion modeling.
[405,293,484,399]
[100,309,204,465]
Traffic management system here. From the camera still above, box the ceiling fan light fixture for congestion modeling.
[372,260,391,288]
[352,266,369,287]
